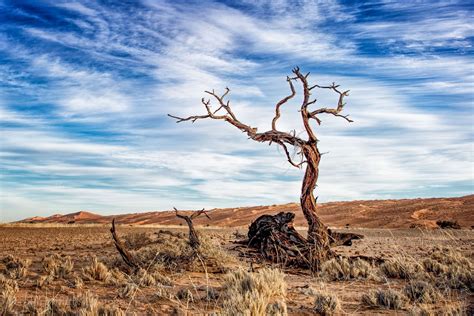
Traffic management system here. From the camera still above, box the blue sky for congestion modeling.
[0,0,473,222]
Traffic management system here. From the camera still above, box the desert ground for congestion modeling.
[0,222,472,315]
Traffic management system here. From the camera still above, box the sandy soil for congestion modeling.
[0,225,472,315]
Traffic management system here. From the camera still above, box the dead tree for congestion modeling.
[174,207,210,250]
[169,67,355,270]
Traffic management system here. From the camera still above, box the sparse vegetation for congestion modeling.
[0,225,471,314]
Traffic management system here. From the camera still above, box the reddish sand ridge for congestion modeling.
[18,195,474,229]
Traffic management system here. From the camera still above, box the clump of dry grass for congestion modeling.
[82,257,111,282]
[320,257,378,281]
[69,291,99,314]
[1,254,31,279]
[404,280,440,303]
[0,274,18,315]
[379,256,422,279]
[266,300,287,316]
[220,268,287,316]
[176,288,194,304]
[362,288,407,310]
[42,254,73,279]
[313,291,341,315]
[118,282,139,299]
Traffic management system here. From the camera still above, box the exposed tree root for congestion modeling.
[246,212,364,270]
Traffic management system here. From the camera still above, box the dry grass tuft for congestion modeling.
[119,282,139,299]
[220,268,287,316]
[321,257,378,281]
[1,254,31,279]
[0,274,18,315]
[362,288,407,310]
[82,257,111,282]
[69,291,99,314]
[44,299,65,316]
[313,291,341,315]
[404,280,440,303]
[266,300,287,316]
[43,254,73,279]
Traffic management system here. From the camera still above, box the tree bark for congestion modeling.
[300,143,332,263]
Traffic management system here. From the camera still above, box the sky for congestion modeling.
[0,0,473,222]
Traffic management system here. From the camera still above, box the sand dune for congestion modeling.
[18,195,474,229]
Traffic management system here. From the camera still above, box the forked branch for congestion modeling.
[174,207,211,250]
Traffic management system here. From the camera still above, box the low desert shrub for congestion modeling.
[404,280,439,303]
[362,288,407,310]
[313,291,341,315]
[220,268,287,316]
[424,247,473,291]
[1,254,31,279]
[321,257,377,281]
[82,257,111,282]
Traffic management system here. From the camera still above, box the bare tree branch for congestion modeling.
[272,77,296,131]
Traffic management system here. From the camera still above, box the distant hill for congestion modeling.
[17,195,474,229]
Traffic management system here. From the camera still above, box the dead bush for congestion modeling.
[321,257,377,281]
[313,291,341,315]
[134,230,236,273]
[1,254,31,279]
[404,280,440,303]
[124,232,153,250]
[362,288,407,310]
[220,268,287,316]
[82,257,111,282]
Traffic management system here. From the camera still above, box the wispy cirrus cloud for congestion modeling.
[0,0,472,221]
